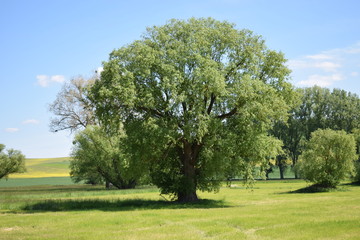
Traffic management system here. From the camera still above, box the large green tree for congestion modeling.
[0,144,26,179]
[90,18,296,202]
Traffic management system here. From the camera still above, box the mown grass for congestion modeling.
[1,180,359,240]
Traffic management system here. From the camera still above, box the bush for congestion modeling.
[297,129,357,188]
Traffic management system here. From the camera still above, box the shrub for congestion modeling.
[297,129,357,188]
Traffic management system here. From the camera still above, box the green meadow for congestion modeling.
[1,158,359,239]
[1,181,359,240]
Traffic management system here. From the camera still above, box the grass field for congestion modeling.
[1,180,359,240]
[0,177,75,188]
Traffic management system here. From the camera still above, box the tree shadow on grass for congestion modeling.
[21,198,229,213]
[281,183,348,194]
[343,181,360,186]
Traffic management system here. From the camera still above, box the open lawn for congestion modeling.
[1,180,359,240]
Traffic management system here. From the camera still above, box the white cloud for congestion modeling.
[22,119,40,125]
[288,59,340,72]
[287,60,309,69]
[36,75,50,87]
[298,74,344,87]
[95,67,104,77]
[36,75,65,87]
[5,128,20,133]
[313,61,341,72]
[290,42,360,89]
[96,67,104,74]
[306,54,334,60]
[51,75,65,83]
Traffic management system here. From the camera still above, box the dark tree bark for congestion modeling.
[177,141,202,202]
[276,155,287,179]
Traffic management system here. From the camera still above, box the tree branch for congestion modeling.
[138,106,165,118]
[207,93,216,115]
[225,59,245,81]
[182,102,187,113]
[216,108,237,120]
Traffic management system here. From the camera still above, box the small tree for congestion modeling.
[297,129,357,188]
[70,126,144,189]
[0,144,26,179]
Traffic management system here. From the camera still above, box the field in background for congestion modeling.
[0,157,73,188]
[1,181,359,239]
[0,177,74,188]
[10,157,70,178]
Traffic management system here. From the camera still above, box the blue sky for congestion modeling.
[1,0,360,158]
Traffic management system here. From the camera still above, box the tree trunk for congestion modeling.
[276,155,285,179]
[178,191,198,202]
[292,156,299,179]
[177,141,201,202]
[279,165,284,179]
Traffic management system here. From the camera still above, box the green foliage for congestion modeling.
[70,126,145,189]
[351,129,360,182]
[271,86,360,178]
[0,144,26,180]
[297,129,357,188]
[90,18,296,201]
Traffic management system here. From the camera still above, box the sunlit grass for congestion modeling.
[1,180,359,239]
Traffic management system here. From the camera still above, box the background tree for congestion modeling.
[272,86,360,178]
[49,76,96,133]
[297,129,357,188]
[90,18,297,202]
[70,126,144,189]
[327,89,360,132]
[50,76,110,186]
[0,144,26,180]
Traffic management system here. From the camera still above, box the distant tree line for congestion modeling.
[271,86,360,180]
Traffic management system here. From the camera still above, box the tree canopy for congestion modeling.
[90,18,297,202]
[297,129,357,188]
[70,126,144,189]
